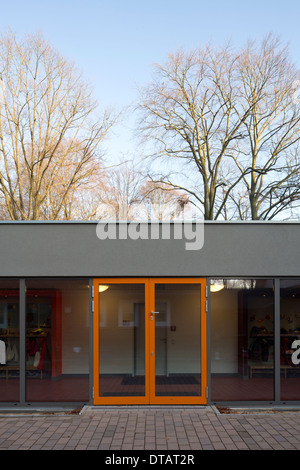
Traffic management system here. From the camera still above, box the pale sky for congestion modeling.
[0,0,299,162]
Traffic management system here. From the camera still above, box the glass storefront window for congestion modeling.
[25,279,90,403]
[1,276,300,406]
[210,279,275,402]
[0,280,20,402]
[280,280,300,401]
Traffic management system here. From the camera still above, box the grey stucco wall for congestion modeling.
[0,221,299,278]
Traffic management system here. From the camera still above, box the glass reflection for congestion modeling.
[211,279,274,401]
[280,280,300,401]
[25,279,90,402]
[98,284,145,397]
[0,280,19,402]
[154,284,201,397]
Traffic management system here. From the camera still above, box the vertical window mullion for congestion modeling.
[19,279,26,405]
[274,278,280,403]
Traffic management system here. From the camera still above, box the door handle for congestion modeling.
[151,311,159,315]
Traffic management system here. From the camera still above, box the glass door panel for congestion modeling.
[93,279,149,405]
[154,284,202,398]
[94,278,207,405]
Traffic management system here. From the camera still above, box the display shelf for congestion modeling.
[0,289,62,379]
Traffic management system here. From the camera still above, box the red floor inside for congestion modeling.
[1,374,299,403]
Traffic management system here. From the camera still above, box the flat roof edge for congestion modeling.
[0,220,299,225]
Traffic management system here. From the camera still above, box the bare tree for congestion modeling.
[37,143,106,220]
[0,31,116,220]
[136,34,300,220]
[96,160,193,222]
[139,180,190,220]
[231,35,300,219]
[98,161,145,220]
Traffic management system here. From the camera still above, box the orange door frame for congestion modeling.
[93,278,207,405]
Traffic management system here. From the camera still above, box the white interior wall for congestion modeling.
[210,290,238,374]
[61,289,90,374]
[99,287,145,375]
[98,286,201,376]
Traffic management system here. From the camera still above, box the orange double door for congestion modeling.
[93,278,207,405]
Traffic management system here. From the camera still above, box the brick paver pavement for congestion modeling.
[0,405,300,450]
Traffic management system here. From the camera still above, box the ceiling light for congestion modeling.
[99,285,109,293]
[210,282,224,292]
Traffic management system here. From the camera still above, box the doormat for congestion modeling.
[121,376,199,385]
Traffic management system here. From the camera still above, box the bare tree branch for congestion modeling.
[0,31,117,220]
[136,34,300,220]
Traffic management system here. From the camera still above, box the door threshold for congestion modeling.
[85,405,207,412]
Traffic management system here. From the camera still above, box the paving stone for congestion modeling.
[0,405,300,450]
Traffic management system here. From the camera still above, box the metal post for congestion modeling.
[89,278,94,405]
[274,278,281,404]
[19,279,26,405]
